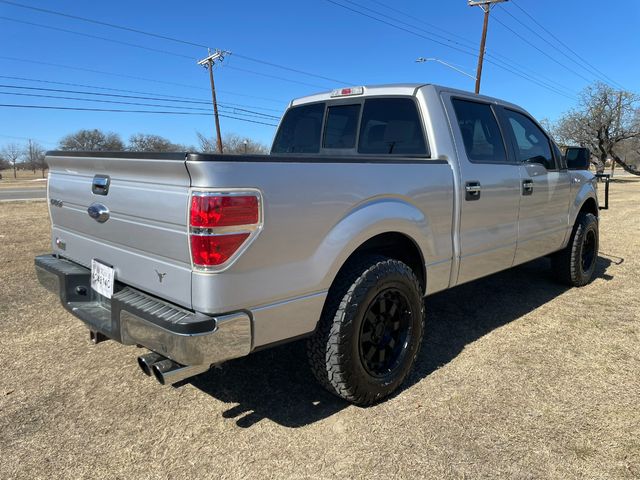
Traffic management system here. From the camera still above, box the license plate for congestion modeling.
[91,259,114,299]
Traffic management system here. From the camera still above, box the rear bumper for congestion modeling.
[34,254,252,366]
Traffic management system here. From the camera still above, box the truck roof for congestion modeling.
[290,83,523,112]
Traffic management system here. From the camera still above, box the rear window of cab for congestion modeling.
[271,97,428,156]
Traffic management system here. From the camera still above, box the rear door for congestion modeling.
[444,96,522,285]
[497,108,572,264]
[46,152,193,308]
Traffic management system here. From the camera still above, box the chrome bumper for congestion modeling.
[34,254,252,366]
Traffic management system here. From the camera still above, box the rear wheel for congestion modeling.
[307,255,424,406]
[552,212,599,286]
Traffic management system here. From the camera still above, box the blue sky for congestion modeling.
[1,0,638,149]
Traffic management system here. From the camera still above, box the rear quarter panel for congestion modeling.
[187,158,454,346]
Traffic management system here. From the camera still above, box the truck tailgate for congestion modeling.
[46,152,193,309]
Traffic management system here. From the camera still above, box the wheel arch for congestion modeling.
[315,197,434,298]
[578,196,598,219]
[332,232,427,294]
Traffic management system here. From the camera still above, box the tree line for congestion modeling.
[0,130,269,178]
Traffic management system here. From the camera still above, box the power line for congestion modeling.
[1,14,338,91]
[224,65,330,90]
[509,0,625,90]
[0,90,214,111]
[0,83,281,118]
[0,0,352,85]
[340,0,478,54]
[489,13,594,84]
[325,0,480,58]
[0,0,209,48]
[231,53,352,85]
[355,0,576,96]
[325,0,576,100]
[368,0,478,49]
[497,7,608,84]
[0,103,279,126]
[0,56,288,103]
[0,16,195,60]
[0,90,280,122]
[0,75,283,113]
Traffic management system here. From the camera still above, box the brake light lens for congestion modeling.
[188,191,262,270]
[330,86,364,97]
[190,233,250,266]
[190,195,259,227]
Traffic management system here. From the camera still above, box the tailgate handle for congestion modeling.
[92,175,110,196]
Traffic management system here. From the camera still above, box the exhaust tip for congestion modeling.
[151,359,211,386]
[151,359,176,385]
[137,356,152,376]
[152,365,166,385]
[137,352,165,377]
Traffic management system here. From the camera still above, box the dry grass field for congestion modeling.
[0,169,47,190]
[0,179,638,479]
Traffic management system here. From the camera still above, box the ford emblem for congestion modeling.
[87,203,110,223]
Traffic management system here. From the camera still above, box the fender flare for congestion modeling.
[310,196,434,292]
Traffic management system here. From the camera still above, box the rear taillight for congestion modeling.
[189,191,262,270]
[190,195,259,227]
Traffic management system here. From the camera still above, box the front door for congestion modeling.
[498,108,571,265]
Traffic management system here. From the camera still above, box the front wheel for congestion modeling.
[307,255,425,406]
[552,212,599,287]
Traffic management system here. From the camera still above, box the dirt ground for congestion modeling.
[1,179,638,479]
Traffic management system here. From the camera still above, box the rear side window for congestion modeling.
[323,104,360,149]
[452,99,507,163]
[272,103,325,154]
[358,98,427,155]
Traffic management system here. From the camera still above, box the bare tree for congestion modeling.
[0,143,22,178]
[128,133,191,152]
[25,139,47,178]
[59,129,125,151]
[554,82,640,175]
[197,131,269,154]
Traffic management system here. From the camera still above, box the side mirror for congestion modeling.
[565,147,591,170]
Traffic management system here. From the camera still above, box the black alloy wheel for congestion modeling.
[358,288,412,378]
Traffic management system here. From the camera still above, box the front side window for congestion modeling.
[452,98,507,164]
[323,104,360,149]
[271,103,325,154]
[358,98,427,155]
[503,109,555,169]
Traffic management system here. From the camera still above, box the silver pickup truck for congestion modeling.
[35,84,599,406]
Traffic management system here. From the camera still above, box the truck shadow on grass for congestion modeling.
[188,255,615,428]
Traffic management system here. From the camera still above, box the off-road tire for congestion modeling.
[307,255,425,406]
[552,212,599,287]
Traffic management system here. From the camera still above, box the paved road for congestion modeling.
[0,188,47,201]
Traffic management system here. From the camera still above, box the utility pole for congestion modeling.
[197,49,230,154]
[468,0,508,94]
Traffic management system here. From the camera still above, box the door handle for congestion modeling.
[522,179,533,196]
[465,181,481,201]
[92,175,110,196]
